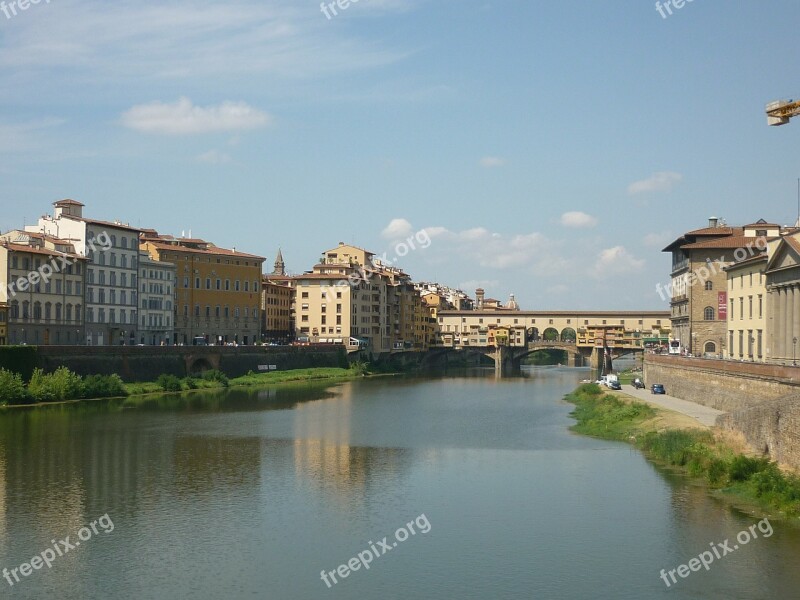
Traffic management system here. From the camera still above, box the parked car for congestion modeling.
[632,378,645,389]
[651,384,666,395]
[608,381,622,391]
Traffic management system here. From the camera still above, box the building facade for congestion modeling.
[663,218,781,356]
[725,254,768,361]
[27,200,141,345]
[262,278,293,342]
[765,232,800,364]
[0,302,6,345]
[138,251,177,345]
[141,233,264,345]
[0,230,86,345]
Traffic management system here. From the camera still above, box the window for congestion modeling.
[704,306,715,321]
[758,295,763,318]
[206,278,211,289]
[205,306,211,318]
[704,281,713,291]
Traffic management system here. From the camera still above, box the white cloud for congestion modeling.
[627,171,683,195]
[594,246,645,276]
[0,2,407,78]
[196,150,232,164]
[560,211,597,229]
[381,218,414,240]
[479,156,505,168]
[122,97,271,135]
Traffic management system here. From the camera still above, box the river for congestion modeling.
[0,367,797,599]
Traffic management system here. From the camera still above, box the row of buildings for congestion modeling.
[0,200,473,349]
[664,217,800,364]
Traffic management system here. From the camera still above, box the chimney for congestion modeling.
[708,216,718,228]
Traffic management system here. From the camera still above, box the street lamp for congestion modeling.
[793,337,797,366]
[691,332,697,357]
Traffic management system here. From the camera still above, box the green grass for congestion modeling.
[122,367,359,398]
[566,383,656,440]
[565,384,800,518]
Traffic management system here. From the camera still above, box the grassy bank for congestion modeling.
[1,365,370,408]
[125,367,361,396]
[566,383,800,519]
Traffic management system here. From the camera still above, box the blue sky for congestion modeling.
[2,0,800,309]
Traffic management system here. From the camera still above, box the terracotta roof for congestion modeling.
[723,253,768,271]
[144,240,264,261]
[744,221,781,228]
[3,242,86,260]
[684,226,741,236]
[785,236,800,256]
[680,235,773,250]
[60,214,143,232]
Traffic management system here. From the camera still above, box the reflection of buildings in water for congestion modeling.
[290,386,412,510]
[172,435,263,498]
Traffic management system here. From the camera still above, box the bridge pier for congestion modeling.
[494,345,516,377]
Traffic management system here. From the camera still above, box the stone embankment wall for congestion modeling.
[644,355,800,469]
[717,394,800,470]
[643,355,800,412]
[32,345,348,381]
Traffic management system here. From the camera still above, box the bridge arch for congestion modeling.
[542,327,559,341]
[560,327,576,342]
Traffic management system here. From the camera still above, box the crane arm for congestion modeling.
[766,99,800,126]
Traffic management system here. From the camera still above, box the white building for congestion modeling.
[27,199,142,345]
[138,251,176,345]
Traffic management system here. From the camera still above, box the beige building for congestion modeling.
[294,242,427,352]
[0,230,86,345]
[765,232,800,364]
[725,254,768,361]
[141,233,264,345]
[663,218,782,356]
[0,302,6,345]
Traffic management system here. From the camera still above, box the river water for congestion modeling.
[0,367,798,599]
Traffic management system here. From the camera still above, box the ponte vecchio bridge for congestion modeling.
[434,310,671,375]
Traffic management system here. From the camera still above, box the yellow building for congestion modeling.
[725,254,768,361]
[141,233,265,345]
[0,302,6,345]
[262,277,293,341]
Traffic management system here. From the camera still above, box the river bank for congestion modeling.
[565,383,800,521]
[0,366,375,409]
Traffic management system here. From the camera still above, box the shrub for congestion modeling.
[156,374,183,392]
[83,374,128,398]
[201,369,228,386]
[728,455,770,482]
[181,377,198,390]
[28,367,83,402]
[0,368,30,405]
